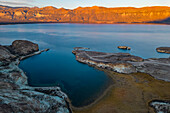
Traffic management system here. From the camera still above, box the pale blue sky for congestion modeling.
[0,0,170,9]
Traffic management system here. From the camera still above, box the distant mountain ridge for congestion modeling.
[0,5,29,9]
[0,5,170,24]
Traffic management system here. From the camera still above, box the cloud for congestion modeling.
[0,1,33,6]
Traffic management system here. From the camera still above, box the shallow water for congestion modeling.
[0,23,170,107]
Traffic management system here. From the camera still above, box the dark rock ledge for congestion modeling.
[72,49,170,82]
[0,40,71,113]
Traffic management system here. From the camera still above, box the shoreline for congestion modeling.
[71,49,170,112]
[71,67,169,110]
[0,40,71,113]
[72,70,170,113]
[71,85,114,110]
[0,21,170,26]
[70,68,114,109]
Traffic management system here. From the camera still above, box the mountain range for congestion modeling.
[0,5,170,24]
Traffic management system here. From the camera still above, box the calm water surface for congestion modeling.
[0,24,170,107]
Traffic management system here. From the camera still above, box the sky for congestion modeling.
[0,0,170,9]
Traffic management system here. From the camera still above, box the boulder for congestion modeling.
[149,100,170,113]
[11,40,39,55]
[0,45,16,61]
[156,47,170,54]
[118,46,131,50]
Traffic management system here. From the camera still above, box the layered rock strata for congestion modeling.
[0,5,170,24]
[0,40,71,113]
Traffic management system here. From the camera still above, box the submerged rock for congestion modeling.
[0,40,71,113]
[72,49,170,82]
[156,47,170,54]
[118,46,131,50]
[73,47,90,50]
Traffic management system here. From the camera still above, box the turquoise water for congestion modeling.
[0,24,170,107]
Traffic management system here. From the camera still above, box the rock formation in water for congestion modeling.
[72,49,170,82]
[118,46,131,50]
[0,5,170,24]
[156,47,170,54]
[0,40,71,113]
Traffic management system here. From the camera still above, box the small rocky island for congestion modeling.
[156,47,170,54]
[0,40,71,113]
[117,46,131,50]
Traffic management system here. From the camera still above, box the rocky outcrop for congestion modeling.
[118,46,131,50]
[0,40,71,113]
[72,50,143,73]
[0,45,16,61]
[11,40,39,56]
[149,100,170,113]
[72,49,170,82]
[156,47,170,54]
[0,5,170,24]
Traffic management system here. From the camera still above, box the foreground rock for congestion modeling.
[72,49,170,82]
[118,46,131,50]
[156,47,170,54]
[149,100,170,113]
[0,40,70,113]
[0,45,16,61]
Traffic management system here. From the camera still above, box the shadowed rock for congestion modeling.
[10,40,39,56]
[0,45,16,61]
[72,49,170,82]
[156,47,170,54]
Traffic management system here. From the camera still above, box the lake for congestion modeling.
[0,23,170,107]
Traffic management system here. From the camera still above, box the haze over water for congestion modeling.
[0,24,170,107]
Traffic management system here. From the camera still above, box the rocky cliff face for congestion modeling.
[0,5,170,24]
[0,40,71,113]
